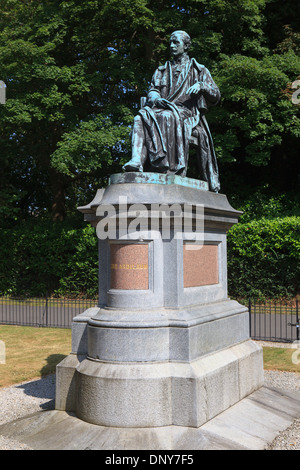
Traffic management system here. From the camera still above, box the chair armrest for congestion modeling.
[140,97,147,108]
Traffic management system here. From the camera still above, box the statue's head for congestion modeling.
[170,30,191,55]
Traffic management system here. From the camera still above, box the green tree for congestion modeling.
[0,0,298,223]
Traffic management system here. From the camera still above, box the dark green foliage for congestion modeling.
[227,191,300,299]
[0,0,299,298]
[228,216,300,299]
[0,0,299,222]
[0,220,98,297]
[228,189,300,224]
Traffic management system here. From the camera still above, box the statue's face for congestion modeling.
[170,33,186,57]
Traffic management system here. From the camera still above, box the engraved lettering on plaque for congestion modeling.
[110,243,149,290]
[183,244,219,288]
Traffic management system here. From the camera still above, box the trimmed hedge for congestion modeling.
[0,220,98,297]
[227,216,300,299]
[0,216,299,299]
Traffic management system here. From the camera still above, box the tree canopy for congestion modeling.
[0,0,299,224]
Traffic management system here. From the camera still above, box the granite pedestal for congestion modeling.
[55,173,264,437]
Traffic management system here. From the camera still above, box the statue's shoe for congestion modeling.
[122,160,143,172]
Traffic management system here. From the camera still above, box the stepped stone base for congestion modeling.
[56,338,263,428]
[1,386,300,450]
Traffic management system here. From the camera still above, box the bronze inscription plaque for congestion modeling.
[110,243,149,290]
[183,244,219,288]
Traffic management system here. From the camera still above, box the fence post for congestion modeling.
[296,299,299,341]
[248,298,251,338]
[45,293,48,327]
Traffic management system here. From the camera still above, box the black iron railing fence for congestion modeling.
[248,298,299,343]
[0,296,299,343]
[0,296,97,329]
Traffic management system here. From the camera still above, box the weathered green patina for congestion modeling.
[109,172,209,191]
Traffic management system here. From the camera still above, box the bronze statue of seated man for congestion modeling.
[123,30,221,192]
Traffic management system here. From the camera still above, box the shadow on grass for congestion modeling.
[40,353,67,377]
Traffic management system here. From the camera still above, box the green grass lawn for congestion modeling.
[263,346,300,373]
[0,325,71,387]
[0,324,299,388]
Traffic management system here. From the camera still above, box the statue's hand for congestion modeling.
[155,98,169,109]
[187,82,202,95]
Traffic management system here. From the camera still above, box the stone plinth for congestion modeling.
[55,173,264,435]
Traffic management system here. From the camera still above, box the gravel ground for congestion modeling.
[0,374,56,450]
[263,370,300,450]
[0,342,299,450]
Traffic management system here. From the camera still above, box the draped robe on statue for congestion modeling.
[136,55,221,192]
